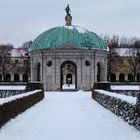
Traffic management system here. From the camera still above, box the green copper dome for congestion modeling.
[30,25,108,51]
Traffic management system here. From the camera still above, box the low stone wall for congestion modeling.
[0,90,44,128]
[92,90,140,130]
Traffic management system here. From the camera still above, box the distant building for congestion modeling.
[30,6,109,91]
[0,48,29,82]
[108,47,140,82]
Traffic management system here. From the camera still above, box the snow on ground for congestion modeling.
[95,89,137,104]
[0,91,140,140]
[62,84,75,89]
[111,85,140,90]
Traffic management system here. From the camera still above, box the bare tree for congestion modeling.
[127,39,140,81]
[0,44,13,81]
[21,41,32,52]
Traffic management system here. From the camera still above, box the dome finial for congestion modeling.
[65,4,72,26]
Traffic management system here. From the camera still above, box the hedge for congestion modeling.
[0,90,44,128]
[92,90,140,130]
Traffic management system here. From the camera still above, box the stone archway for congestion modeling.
[60,61,77,89]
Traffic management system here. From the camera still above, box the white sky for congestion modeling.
[0,0,140,47]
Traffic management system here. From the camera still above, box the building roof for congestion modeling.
[111,48,139,57]
[30,25,108,51]
[10,48,27,57]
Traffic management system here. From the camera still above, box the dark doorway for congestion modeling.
[14,74,20,82]
[97,63,101,82]
[0,74,2,82]
[5,74,11,82]
[110,73,116,82]
[60,61,77,89]
[23,73,28,82]
[137,73,140,82]
[128,74,133,82]
[37,63,41,81]
[119,73,125,82]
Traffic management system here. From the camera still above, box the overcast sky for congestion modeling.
[0,0,140,47]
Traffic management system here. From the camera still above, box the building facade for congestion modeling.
[0,48,28,82]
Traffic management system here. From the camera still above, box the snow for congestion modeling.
[64,25,87,33]
[95,90,137,104]
[74,26,87,33]
[62,84,75,89]
[0,91,139,140]
[0,85,26,90]
[113,48,138,56]
[111,85,140,90]
[0,90,41,105]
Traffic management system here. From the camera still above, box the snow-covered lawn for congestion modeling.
[0,91,140,140]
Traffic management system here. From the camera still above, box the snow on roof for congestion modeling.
[10,48,27,57]
[112,48,138,56]
[95,90,137,104]
[63,25,87,33]
[0,90,41,105]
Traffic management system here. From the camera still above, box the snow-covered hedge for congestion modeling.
[0,90,44,128]
[110,90,139,97]
[0,83,44,98]
[92,90,140,130]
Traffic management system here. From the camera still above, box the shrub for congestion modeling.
[0,90,44,128]
[93,82,110,91]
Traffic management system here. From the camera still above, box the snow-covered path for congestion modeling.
[0,91,140,140]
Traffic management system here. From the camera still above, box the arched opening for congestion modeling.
[119,73,125,82]
[0,74,2,82]
[5,74,11,82]
[110,73,116,82]
[23,73,28,82]
[14,74,20,82]
[37,63,41,81]
[97,63,101,82]
[60,61,77,89]
[137,73,140,82]
[128,73,133,82]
